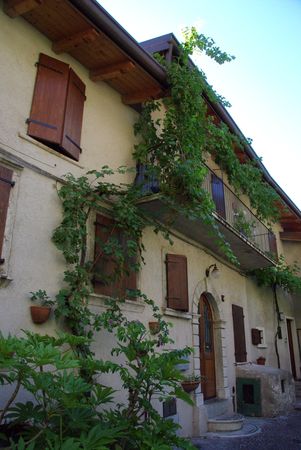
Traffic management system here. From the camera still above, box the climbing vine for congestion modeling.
[251,255,301,294]
[251,256,301,368]
[134,26,280,235]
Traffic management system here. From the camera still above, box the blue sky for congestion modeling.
[99,0,301,209]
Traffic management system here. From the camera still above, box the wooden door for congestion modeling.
[199,294,216,399]
[287,319,297,379]
[211,174,226,219]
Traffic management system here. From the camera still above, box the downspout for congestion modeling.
[273,283,281,369]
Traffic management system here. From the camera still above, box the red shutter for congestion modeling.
[61,69,86,161]
[0,165,13,260]
[232,304,247,362]
[166,254,189,311]
[28,53,69,145]
[211,174,226,219]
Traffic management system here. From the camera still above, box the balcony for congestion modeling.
[135,165,276,271]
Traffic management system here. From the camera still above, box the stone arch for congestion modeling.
[191,279,229,402]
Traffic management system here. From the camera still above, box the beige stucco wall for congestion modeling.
[0,3,300,438]
[0,2,138,336]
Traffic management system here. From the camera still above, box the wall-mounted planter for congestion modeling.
[176,358,190,372]
[30,306,51,324]
[256,356,266,366]
[148,321,160,334]
[181,380,200,393]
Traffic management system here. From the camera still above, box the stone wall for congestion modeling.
[236,363,295,417]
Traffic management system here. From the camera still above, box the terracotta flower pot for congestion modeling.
[256,356,266,365]
[181,380,200,393]
[30,305,51,324]
[148,321,160,335]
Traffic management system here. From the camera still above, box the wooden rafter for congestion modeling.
[90,61,135,82]
[4,0,43,18]
[280,232,301,242]
[52,28,99,54]
[122,87,163,105]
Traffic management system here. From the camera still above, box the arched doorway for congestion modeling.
[199,293,216,399]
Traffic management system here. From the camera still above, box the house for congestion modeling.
[1,0,301,438]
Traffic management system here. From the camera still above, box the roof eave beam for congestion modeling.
[4,0,43,18]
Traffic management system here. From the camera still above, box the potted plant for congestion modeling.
[233,210,256,240]
[29,290,54,324]
[148,321,160,335]
[181,374,201,393]
[256,356,266,365]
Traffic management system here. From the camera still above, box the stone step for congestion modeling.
[208,413,244,432]
[204,399,231,419]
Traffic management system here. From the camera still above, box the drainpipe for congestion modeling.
[273,283,281,369]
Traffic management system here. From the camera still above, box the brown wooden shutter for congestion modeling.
[232,304,247,362]
[166,254,189,311]
[94,215,122,297]
[123,255,137,295]
[268,231,278,259]
[28,53,69,145]
[61,69,86,161]
[0,165,13,260]
[93,215,137,298]
[211,174,226,219]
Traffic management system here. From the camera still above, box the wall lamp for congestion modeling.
[205,263,220,278]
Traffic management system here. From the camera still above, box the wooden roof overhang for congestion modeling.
[3,0,168,105]
[5,3,301,238]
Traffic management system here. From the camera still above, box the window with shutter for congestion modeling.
[27,53,86,161]
[211,174,226,219]
[93,214,137,298]
[232,304,247,362]
[0,165,14,263]
[166,254,189,312]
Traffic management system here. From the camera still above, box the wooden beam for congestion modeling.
[280,232,301,242]
[122,87,163,105]
[52,28,99,54]
[90,61,135,82]
[4,0,43,18]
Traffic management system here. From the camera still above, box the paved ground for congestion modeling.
[192,410,301,449]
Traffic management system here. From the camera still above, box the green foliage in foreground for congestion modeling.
[0,330,196,450]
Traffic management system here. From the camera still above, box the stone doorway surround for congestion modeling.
[191,278,231,435]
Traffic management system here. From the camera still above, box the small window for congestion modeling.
[93,214,137,298]
[163,398,177,417]
[27,53,86,161]
[166,254,189,312]
[251,328,262,346]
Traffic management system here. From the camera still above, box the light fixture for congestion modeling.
[205,263,220,278]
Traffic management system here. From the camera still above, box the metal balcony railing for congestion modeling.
[202,169,276,257]
[135,163,277,259]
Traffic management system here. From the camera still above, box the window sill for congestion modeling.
[257,344,268,349]
[162,308,192,320]
[18,133,85,169]
[0,274,13,288]
[89,293,145,313]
